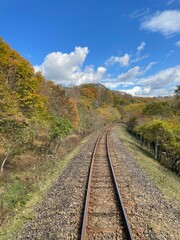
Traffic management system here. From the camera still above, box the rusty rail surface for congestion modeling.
[81,127,134,240]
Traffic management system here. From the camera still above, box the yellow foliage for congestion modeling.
[124,103,145,114]
[79,96,93,110]
[97,106,121,122]
[80,85,97,100]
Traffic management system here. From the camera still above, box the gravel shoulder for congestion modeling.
[110,124,180,240]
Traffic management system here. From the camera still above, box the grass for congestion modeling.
[0,136,89,240]
[117,125,180,204]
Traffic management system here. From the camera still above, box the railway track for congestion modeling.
[81,127,133,240]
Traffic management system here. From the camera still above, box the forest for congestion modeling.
[0,38,179,226]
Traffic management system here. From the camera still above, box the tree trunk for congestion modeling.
[155,138,159,160]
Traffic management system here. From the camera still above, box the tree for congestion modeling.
[0,72,20,119]
[46,83,79,127]
[47,117,73,151]
[0,120,34,172]
[0,38,46,116]
[143,101,172,118]
[135,120,176,161]
[127,117,138,133]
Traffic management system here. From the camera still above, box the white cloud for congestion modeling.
[106,42,147,68]
[131,54,148,63]
[34,47,106,86]
[114,62,156,84]
[141,10,180,36]
[131,42,147,63]
[35,46,179,97]
[142,61,157,74]
[141,65,180,88]
[102,62,156,90]
[123,65,180,96]
[175,40,180,47]
[118,66,141,82]
[122,86,151,96]
[129,8,150,19]
[103,82,121,89]
[106,53,130,67]
[137,42,146,54]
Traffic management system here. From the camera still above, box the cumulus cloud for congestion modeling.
[34,47,106,86]
[122,86,151,96]
[123,65,180,96]
[110,62,156,85]
[102,62,156,90]
[106,42,148,67]
[34,46,179,97]
[105,53,130,67]
[141,10,180,36]
[103,82,121,89]
[140,65,180,88]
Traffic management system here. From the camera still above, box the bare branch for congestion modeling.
[0,133,7,144]
[1,154,9,172]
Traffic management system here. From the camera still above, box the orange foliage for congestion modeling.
[80,86,97,100]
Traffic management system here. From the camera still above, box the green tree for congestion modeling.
[143,101,172,118]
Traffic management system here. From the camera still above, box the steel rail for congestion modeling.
[80,127,134,239]
[106,128,134,240]
[80,129,106,240]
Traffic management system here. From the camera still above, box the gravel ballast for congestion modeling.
[15,125,179,240]
[110,125,180,240]
[16,130,101,240]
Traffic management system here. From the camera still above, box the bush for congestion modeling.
[50,117,73,140]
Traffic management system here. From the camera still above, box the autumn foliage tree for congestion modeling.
[0,38,78,171]
[124,93,180,174]
[0,38,46,116]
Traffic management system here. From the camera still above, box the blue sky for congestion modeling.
[0,0,180,96]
